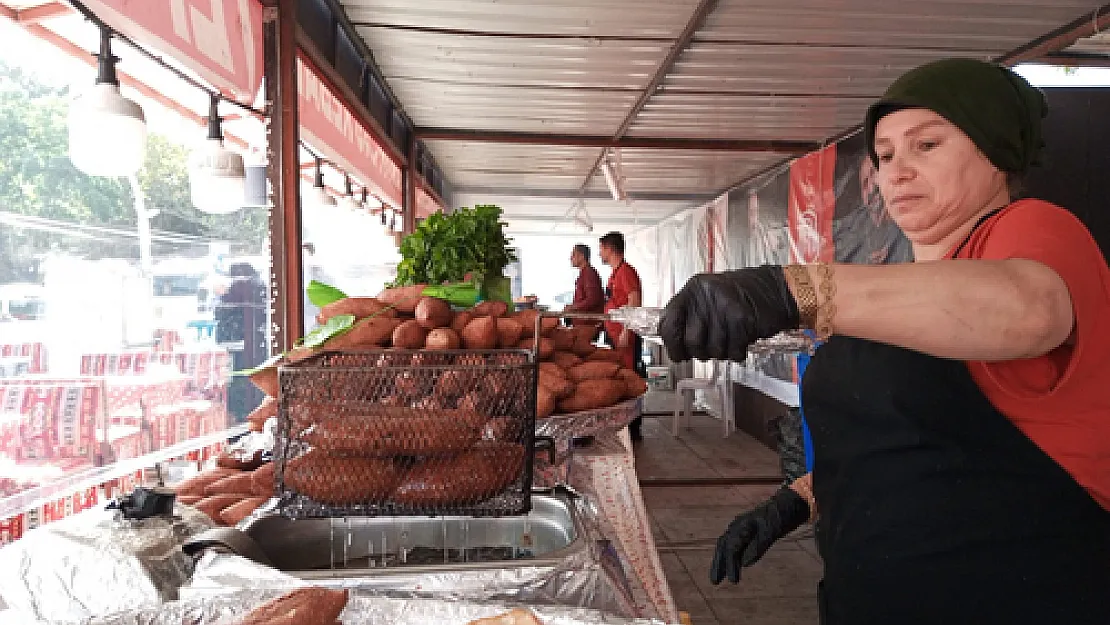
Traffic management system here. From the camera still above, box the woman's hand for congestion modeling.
[659,266,800,363]
[710,486,811,585]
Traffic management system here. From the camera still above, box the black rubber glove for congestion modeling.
[658,265,800,363]
[710,487,810,585]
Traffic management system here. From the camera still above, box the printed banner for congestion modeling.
[298,54,404,209]
[832,132,913,264]
[788,144,837,263]
[416,186,443,219]
[78,0,264,102]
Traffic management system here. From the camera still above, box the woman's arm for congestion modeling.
[789,259,1074,361]
[788,472,817,523]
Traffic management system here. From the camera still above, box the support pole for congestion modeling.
[263,0,303,351]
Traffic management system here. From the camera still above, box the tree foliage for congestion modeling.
[0,60,269,284]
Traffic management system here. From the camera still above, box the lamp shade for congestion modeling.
[68,83,147,177]
[188,137,247,215]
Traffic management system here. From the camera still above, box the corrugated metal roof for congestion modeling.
[425,141,600,190]
[697,0,1103,49]
[355,25,665,135]
[455,193,692,237]
[337,0,1108,233]
[343,0,700,38]
[591,149,786,194]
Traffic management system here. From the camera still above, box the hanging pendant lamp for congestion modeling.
[189,94,247,215]
[68,27,148,177]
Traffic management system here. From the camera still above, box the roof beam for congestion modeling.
[16,2,70,23]
[574,0,721,195]
[0,3,15,20]
[416,128,817,154]
[1032,51,1110,68]
[454,186,715,203]
[997,4,1110,65]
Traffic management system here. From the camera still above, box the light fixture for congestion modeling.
[600,149,630,204]
[339,174,364,211]
[188,94,247,214]
[380,206,388,226]
[68,27,147,177]
[307,157,337,208]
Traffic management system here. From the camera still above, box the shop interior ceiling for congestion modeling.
[339,0,1110,237]
[4,1,1109,238]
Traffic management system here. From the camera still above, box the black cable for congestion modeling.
[65,0,267,118]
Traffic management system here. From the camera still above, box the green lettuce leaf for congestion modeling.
[233,353,284,377]
[306,280,347,307]
[301,314,356,349]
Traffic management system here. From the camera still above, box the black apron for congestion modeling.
[801,215,1110,624]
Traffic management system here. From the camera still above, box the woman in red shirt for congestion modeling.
[659,58,1110,624]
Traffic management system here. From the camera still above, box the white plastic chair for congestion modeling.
[672,360,734,437]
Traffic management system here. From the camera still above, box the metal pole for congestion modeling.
[402,133,417,235]
[263,0,303,351]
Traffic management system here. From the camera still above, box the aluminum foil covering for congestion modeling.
[748,330,815,356]
[536,398,642,465]
[88,586,675,625]
[0,503,214,624]
[182,495,639,619]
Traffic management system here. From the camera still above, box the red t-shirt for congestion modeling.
[954,199,1110,511]
[603,261,641,341]
[604,261,642,313]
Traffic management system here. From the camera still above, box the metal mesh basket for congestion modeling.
[275,349,538,518]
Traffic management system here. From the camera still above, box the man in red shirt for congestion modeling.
[564,244,604,337]
[600,232,645,441]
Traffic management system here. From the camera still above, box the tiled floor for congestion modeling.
[636,392,822,625]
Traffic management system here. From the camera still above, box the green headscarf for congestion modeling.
[864,58,1048,175]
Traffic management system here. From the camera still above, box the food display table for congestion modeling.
[568,430,678,623]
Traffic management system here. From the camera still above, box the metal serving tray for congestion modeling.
[184,492,583,578]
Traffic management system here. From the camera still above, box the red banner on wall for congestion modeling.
[415,186,443,219]
[78,0,264,103]
[788,144,837,263]
[297,54,404,209]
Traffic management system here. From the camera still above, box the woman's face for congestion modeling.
[873,108,1009,249]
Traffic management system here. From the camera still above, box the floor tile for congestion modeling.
[708,598,819,625]
[659,552,718,625]
[641,486,758,510]
[677,548,823,601]
[651,506,742,543]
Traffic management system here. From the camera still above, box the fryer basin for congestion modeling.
[185,493,582,577]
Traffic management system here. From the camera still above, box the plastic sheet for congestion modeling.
[536,398,642,464]
[0,503,215,624]
[86,589,675,625]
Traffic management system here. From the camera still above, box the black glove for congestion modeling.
[710,487,810,585]
[659,265,800,363]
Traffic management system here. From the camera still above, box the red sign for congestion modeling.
[788,145,837,263]
[297,55,404,209]
[79,0,264,102]
[415,186,444,219]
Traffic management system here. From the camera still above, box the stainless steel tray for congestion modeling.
[184,492,584,578]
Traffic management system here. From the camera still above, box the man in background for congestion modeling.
[599,232,645,441]
[563,244,604,336]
